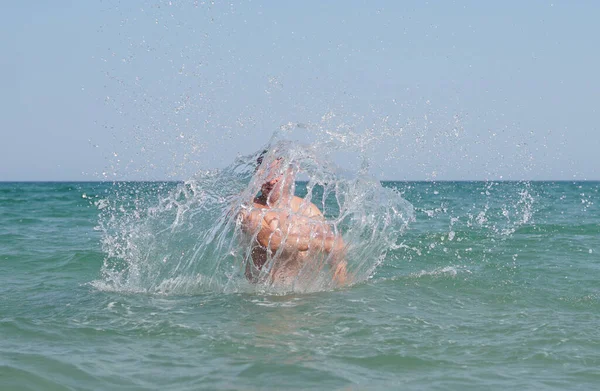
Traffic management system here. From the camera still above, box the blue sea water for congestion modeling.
[1,180,599,390]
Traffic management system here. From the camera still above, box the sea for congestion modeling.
[1,178,599,390]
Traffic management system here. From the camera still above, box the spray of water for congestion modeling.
[93,132,415,295]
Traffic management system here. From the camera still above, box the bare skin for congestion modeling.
[239,158,348,287]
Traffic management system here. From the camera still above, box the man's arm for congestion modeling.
[240,207,348,285]
[238,207,262,235]
[246,211,338,254]
[240,209,300,252]
[287,217,349,286]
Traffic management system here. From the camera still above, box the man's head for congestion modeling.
[255,149,268,171]
[260,156,284,198]
[255,149,293,204]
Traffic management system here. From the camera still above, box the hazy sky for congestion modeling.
[1,1,598,181]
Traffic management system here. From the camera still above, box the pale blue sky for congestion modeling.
[1,1,598,181]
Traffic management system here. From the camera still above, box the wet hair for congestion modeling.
[255,149,285,174]
[256,149,268,166]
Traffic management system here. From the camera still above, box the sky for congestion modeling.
[1,0,598,181]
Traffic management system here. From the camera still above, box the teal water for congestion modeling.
[1,181,599,390]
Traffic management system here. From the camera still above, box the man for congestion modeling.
[238,151,348,287]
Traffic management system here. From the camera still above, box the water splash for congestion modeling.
[93,135,415,295]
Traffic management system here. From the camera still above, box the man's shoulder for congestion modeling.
[291,196,323,218]
[308,203,324,218]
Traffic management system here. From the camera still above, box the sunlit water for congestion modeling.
[1,178,599,390]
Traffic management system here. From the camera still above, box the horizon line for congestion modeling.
[1,179,599,183]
